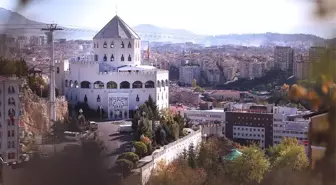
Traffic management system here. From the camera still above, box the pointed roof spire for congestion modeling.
[93,15,140,39]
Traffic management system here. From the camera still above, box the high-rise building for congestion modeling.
[274,46,294,73]
[179,65,201,86]
[294,54,311,80]
[0,76,22,163]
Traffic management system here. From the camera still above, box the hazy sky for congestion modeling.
[0,0,335,37]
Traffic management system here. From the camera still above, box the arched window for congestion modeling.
[93,81,104,89]
[128,54,132,61]
[110,41,114,48]
[165,79,169,86]
[97,43,99,48]
[97,95,101,102]
[103,41,107,48]
[69,80,73,87]
[8,108,15,116]
[74,81,79,88]
[65,79,68,87]
[80,81,91,89]
[121,54,124,61]
[94,43,96,48]
[145,81,155,88]
[157,80,161,88]
[103,54,107,61]
[8,97,15,106]
[136,95,140,102]
[161,80,165,87]
[8,86,15,94]
[120,81,130,89]
[110,54,114,61]
[132,81,143,89]
[128,41,132,48]
[107,81,117,89]
[121,41,125,48]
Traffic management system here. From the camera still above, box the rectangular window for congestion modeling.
[7,131,10,137]
[94,55,98,61]
[11,130,14,137]
[7,141,10,148]
[11,141,15,148]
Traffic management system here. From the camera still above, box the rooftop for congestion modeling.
[93,15,140,40]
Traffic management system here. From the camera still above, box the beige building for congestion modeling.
[0,76,21,163]
[274,46,294,72]
[294,54,311,80]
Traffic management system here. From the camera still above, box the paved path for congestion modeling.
[96,121,133,169]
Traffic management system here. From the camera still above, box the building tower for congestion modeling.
[92,15,142,70]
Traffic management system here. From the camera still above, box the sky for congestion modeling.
[0,0,335,37]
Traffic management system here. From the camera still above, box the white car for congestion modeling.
[64,131,80,141]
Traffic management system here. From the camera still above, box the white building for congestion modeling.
[273,106,310,152]
[56,15,169,120]
[184,109,225,123]
[0,76,21,163]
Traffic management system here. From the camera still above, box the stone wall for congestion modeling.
[140,129,202,185]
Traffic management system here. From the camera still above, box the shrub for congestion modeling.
[118,152,139,164]
[116,159,133,176]
[133,141,148,158]
[140,135,151,145]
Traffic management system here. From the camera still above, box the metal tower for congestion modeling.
[41,24,63,125]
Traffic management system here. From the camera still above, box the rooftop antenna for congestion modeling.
[115,3,118,15]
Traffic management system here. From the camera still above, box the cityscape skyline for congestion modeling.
[0,0,335,37]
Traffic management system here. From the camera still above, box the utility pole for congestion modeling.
[41,24,63,127]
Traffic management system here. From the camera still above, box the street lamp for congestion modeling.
[0,156,7,184]
[99,105,103,120]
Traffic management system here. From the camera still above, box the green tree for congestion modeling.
[187,143,197,168]
[192,79,197,88]
[226,145,270,184]
[116,159,133,177]
[118,152,140,164]
[133,141,148,158]
[269,138,309,171]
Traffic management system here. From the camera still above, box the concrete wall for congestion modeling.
[140,129,202,185]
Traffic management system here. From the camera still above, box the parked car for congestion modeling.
[64,131,80,141]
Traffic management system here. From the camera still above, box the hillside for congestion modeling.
[21,87,68,134]
[0,7,331,45]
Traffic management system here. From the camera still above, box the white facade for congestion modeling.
[273,106,310,152]
[0,76,21,163]
[184,109,225,123]
[56,15,169,119]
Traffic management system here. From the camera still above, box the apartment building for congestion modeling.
[179,65,201,86]
[294,54,311,80]
[273,106,310,153]
[274,46,294,72]
[225,103,274,149]
[309,46,327,63]
[239,60,267,80]
[0,76,22,163]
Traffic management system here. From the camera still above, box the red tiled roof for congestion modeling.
[0,76,8,82]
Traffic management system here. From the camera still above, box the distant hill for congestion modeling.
[0,7,332,46]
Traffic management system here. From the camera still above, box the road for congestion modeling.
[2,121,133,185]
[95,121,134,169]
